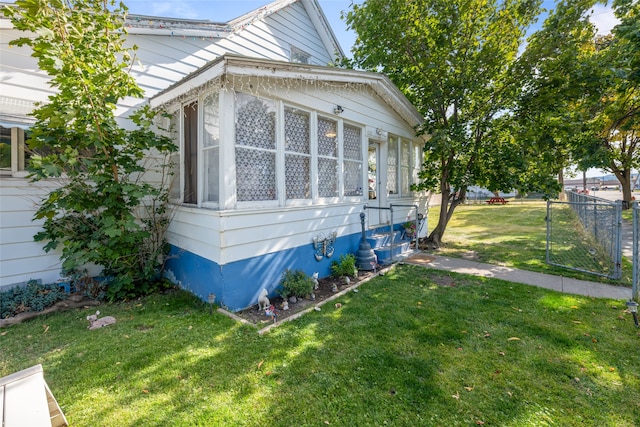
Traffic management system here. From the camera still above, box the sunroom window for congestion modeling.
[183,101,198,204]
[317,117,338,198]
[235,93,277,202]
[387,135,398,195]
[388,135,422,197]
[284,107,311,200]
[343,124,363,197]
[401,139,411,195]
[169,91,366,209]
[203,93,220,203]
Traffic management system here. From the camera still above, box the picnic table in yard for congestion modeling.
[0,364,68,427]
[485,197,509,205]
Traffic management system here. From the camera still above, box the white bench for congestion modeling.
[0,364,68,427]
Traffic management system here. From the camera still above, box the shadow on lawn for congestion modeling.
[4,265,638,426]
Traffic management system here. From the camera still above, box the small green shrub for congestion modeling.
[0,280,68,319]
[331,253,358,278]
[278,269,315,299]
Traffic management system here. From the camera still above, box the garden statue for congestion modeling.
[265,305,276,322]
[258,288,270,311]
[312,272,319,290]
[281,300,289,310]
[86,310,116,330]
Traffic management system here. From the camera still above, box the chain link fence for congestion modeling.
[633,202,639,301]
[546,192,622,279]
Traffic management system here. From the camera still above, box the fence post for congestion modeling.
[633,201,639,302]
[546,201,551,264]
[614,200,623,280]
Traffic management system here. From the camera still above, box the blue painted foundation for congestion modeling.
[165,224,412,312]
[165,231,361,311]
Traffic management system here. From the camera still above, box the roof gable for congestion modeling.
[122,0,344,63]
[151,54,423,130]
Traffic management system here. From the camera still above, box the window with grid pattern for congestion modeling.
[343,124,363,197]
[387,136,398,195]
[235,93,277,202]
[284,107,311,200]
[317,117,338,198]
[400,139,411,195]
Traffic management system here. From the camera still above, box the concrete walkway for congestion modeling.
[404,253,632,301]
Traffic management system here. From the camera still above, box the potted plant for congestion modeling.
[402,221,417,239]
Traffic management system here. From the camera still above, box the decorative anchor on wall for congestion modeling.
[313,231,337,261]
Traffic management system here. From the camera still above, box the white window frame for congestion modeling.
[315,114,340,204]
[234,93,279,210]
[290,46,311,64]
[283,104,313,207]
[0,126,29,178]
[172,90,370,210]
[202,91,221,209]
[387,135,423,198]
[341,121,365,202]
[386,135,399,196]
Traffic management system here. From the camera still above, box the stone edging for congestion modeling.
[216,266,393,334]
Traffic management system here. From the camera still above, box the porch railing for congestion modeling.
[364,203,424,262]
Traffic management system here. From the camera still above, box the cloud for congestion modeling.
[589,4,619,35]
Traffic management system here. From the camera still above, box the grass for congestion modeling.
[2,267,639,426]
[426,200,633,286]
[621,206,635,222]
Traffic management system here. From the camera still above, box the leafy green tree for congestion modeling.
[519,0,639,207]
[591,0,639,206]
[514,0,601,195]
[343,0,543,245]
[4,0,177,299]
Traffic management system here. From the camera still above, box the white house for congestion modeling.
[0,0,429,310]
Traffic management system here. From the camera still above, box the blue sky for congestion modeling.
[117,0,618,57]
[122,0,360,54]
[4,0,619,56]
[5,0,621,177]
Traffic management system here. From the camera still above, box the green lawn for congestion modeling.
[426,201,633,286]
[2,266,639,426]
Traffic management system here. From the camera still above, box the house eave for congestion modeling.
[124,14,232,37]
[150,54,423,129]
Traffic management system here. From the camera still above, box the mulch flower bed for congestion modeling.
[218,269,382,333]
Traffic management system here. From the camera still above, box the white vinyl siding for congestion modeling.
[0,180,65,286]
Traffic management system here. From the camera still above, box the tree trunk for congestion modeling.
[427,195,450,246]
[558,169,565,201]
[612,165,632,209]
[426,180,466,246]
[618,171,632,209]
